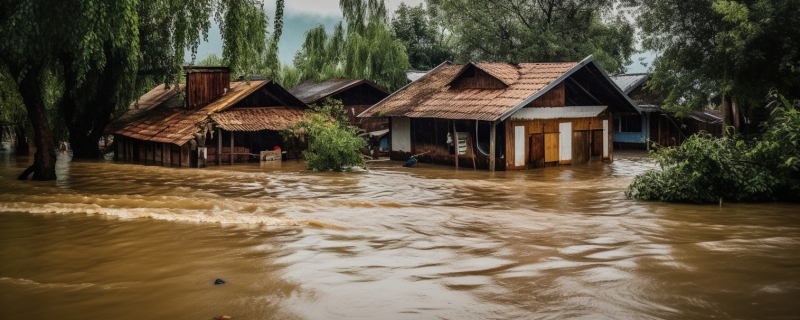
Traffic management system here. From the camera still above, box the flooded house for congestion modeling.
[107,67,308,167]
[288,79,390,132]
[609,73,661,150]
[358,55,641,171]
[610,73,724,149]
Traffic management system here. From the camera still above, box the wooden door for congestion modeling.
[544,133,559,163]
[572,131,589,164]
[529,133,544,168]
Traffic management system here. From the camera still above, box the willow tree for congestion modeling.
[292,0,409,91]
[624,0,800,133]
[0,0,273,180]
[427,0,635,73]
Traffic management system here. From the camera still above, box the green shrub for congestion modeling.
[626,93,800,203]
[283,100,366,171]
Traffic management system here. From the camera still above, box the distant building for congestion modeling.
[107,67,308,167]
[610,73,724,149]
[289,79,390,132]
[360,55,640,171]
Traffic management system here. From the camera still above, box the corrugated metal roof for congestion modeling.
[288,79,385,104]
[210,107,306,131]
[688,110,723,124]
[108,80,272,145]
[610,73,650,94]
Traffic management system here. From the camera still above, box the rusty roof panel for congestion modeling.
[108,80,273,145]
[359,62,578,120]
[211,107,306,131]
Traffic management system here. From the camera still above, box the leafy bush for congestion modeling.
[283,100,366,171]
[626,93,800,203]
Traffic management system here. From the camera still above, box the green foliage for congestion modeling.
[391,3,452,70]
[217,0,269,77]
[292,0,409,91]
[626,0,800,113]
[283,100,366,171]
[626,93,800,203]
[428,0,635,73]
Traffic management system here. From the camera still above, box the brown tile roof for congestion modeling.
[361,55,641,120]
[360,61,577,121]
[210,107,306,131]
[108,80,272,145]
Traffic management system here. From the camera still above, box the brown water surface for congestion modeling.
[0,151,798,319]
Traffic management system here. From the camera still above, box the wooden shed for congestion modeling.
[358,55,640,171]
[288,79,390,132]
[106,67,308,167]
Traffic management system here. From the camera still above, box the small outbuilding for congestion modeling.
[358,55,640,171]
[288,79,390,132]
[107,67,308,167]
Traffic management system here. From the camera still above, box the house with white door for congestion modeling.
[358,55,640,171]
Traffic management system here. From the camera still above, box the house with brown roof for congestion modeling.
[288,79,390,132]
[107,67,308,167]
[358,55,640,171]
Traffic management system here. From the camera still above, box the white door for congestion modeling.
[602,119,609,158]
[514,126,525,167]
[392,117,411,152]
[559,122,572,163]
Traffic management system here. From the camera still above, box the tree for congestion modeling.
[625,93,800,203]
[282,100,366,171]
[292,0,409,91]
[428,0,635,73]
[0,0,273,180]
[391,3,453,70]
[625,0,800,132]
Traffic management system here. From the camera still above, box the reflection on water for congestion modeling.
[0,151,798,319]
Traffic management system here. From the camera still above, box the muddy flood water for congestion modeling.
[0,150,798,319]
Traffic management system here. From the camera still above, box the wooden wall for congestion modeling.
[113,135,190,167]
[527,83,565,108]
[186,71,230,109]
[449,67,508,90]
[504,115,612,170]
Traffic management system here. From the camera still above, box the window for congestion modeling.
[614,115,642,133]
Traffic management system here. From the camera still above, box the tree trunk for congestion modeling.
[15,64,57,180]
[721,94,742,135]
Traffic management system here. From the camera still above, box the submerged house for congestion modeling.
[610,73,661,149]
[611,73,724,148]
[107,67,308,167]
[288,79,390,132]
[359,55,640,171]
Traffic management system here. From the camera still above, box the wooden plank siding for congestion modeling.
[449,67,509,90]
[186,71,230,110]
[504,115,612,170]
[527,83,565,108]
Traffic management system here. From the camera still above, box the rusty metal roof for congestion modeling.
[108,80,284,145]
[210,107,306,131]
[288,79,387,104]
[360,55,640,121]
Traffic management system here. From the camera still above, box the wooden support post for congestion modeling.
[453,120,458,170]
[230,131,234,165]
[489,121,497,172]
[217,128,222,166]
